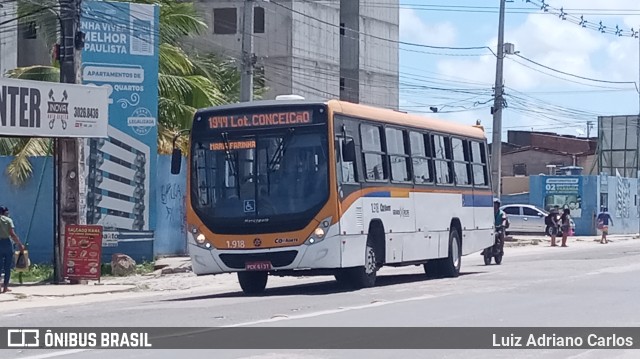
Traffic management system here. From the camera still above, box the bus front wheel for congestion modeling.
[346,241,378,289]
[237,271,268,295]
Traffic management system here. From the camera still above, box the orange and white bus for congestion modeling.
[170,97,496,294]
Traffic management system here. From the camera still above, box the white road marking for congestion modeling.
[223,294,437,327]
[10,349,91,359]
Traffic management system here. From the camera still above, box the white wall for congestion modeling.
[599,175,640,235]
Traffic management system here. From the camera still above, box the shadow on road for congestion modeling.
[162,271,485,302]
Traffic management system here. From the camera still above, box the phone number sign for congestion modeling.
[64,225,103,281]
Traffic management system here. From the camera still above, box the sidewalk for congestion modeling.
[0,284,137,303]
[0,257,190,303]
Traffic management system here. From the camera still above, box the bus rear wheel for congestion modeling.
[424,227,462,278]
[237,271,268,295]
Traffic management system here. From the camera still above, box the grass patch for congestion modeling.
[10,264,54,284]
[99,261,155,277]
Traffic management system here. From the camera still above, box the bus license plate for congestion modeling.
[245,261,272,271]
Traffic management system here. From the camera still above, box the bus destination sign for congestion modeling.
[210,140,257,151]
[208,110,312,129]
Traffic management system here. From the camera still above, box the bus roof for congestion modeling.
[194,99,486,140]
[328,100,486,140]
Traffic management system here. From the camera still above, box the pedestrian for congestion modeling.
[559,208,572,247]
[596,207,613,244]
[0,206,25,293]
[546,206,560,247]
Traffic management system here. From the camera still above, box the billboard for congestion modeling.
[0,77,109,138]
[80,1,159,258]
[597,115,640,178]
[542,176,583,218]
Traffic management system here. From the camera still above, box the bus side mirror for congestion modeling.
[342,139,356,162]
[171,148,182,175]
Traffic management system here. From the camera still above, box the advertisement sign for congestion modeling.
[0,77,109,138]
[63,225,103,281]
[543,177,583,218]
[80,1,159,255]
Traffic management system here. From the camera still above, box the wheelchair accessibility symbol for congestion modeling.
[244,200,256,213]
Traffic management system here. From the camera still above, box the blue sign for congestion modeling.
[543,176,583,218]
[80,1,159,258]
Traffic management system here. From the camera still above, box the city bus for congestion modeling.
[170,96,496,294]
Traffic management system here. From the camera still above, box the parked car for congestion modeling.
[500,204,575,235]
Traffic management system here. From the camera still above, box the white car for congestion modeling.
[500,204,575,235]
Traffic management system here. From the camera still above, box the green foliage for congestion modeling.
[11,264,54,284]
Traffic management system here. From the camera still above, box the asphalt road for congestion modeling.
[1,239,639,359]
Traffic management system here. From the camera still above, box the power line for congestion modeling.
[514,53,640,91]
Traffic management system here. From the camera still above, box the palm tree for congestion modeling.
[1,0,265,184]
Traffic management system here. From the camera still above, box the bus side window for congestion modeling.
[336,136,357,183]
[361,124,388,182]
[451,137,471,186]
[471,141,488,187]
[409,131,433,184]
[432,134,453,185]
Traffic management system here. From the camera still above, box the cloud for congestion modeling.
[399,8,457,46]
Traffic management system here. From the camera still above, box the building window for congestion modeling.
[213,8,237,34]
[340,22,345,36]
[339,77,345,91]
[21,22,37,39]
[254,7,265,33]
[513,163,527,176]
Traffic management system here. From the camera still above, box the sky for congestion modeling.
[397,0,640,140]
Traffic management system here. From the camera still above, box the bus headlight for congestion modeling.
[305,217,332,245]
[196,233,206,244]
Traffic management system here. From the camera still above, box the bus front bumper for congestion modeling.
[187,232,342,275]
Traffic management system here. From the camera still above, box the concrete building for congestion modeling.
[497,131,597,177]
[0,2,18,76]
[190,0,399,109]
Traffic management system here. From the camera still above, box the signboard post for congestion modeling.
[63,224,103,282]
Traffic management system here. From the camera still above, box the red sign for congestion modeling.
[63,225,103,281]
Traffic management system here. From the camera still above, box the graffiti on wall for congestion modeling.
[160,183,186,235]
[616,175,631,218]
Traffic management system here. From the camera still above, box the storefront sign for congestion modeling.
[63,224,103,281]
[0,78,109,138]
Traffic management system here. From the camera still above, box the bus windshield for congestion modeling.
[190,125,329,234]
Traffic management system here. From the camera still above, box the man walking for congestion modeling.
[0,206,25,293]
[596,207,613,244]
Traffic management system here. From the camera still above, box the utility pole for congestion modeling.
[490,0,506,198]
[54,0,83,284]
[240,0,254,102]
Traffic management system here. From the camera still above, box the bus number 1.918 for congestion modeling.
[226,241,245,248]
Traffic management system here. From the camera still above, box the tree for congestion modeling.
[1,0,265,184]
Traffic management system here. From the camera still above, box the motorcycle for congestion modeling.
[483,226,504,265]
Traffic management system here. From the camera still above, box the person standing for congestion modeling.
[596,207,613,244]
[559,208,572,247]
[0,206,25,293]
[546,206,560,247]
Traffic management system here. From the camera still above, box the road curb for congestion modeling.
[8,286,137,298]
